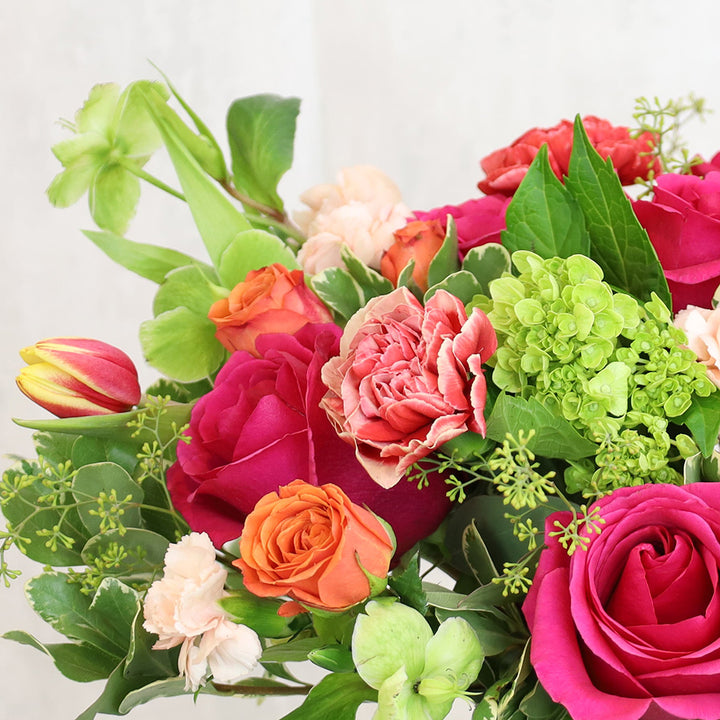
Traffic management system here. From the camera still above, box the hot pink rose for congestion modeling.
[633,172,720,311]
[321,288,497,489]
[413,194,511,259]
[167,323,451,557]
[478,116,660,196]
[691,151,720,177]
[524,483,720,720]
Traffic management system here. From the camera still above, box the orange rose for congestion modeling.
[380,219,446,292]
[234,480,394,612]
[208,263,333,355]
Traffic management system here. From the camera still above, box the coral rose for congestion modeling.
[478,116,660,195]
[633,172,720,311]
[167,322,452,557]
[380,219,446,291]
[524,483,720,720]
[208,263,332,355]
[675,304,720,387]
[321,287,497,489]
[234,480,394,612]
[295,165,410,274]
[413,194,511,259]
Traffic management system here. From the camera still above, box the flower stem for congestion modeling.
[212,682,312,696]
[119,160,186,201]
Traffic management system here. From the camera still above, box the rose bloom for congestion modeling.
[633,172,720,311]
[478,116,660,195]
[691,151,720,177]
[675,305,720,387]
[208,263,332,355]
[380,219,446,291]
[167,322,452,557]
[295,165,410,274]
[413,194,511,259]
[524,483,720,720]
[234,480,394,612]
[321,287,497,489]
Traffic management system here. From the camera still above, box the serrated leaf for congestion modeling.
[485,394,597,460]
[424,269,483,304]
[462,243,512,297]
[72,462,143,535]
[502,144,589,259]
[565,115,670,305]
[218,228,300,288]
[138,85,252,268]
[310,268,366,321]
[3,630,118,682]
[83,229,205,284]
[88,163,140,235]
[279,672,376,720]
[426,216,461,288]
[227,94,300,213]
[140,306,227,382]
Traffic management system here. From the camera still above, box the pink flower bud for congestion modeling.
[16,337,141,417]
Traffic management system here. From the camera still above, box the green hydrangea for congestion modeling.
[480,251,716,497]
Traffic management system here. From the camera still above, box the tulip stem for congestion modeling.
[212,682,312,696]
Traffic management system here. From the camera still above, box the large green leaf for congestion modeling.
[152,264,224,316]
[502,144,589,259]
[218,228,300,289]
[138,84,251,268]
[678,393,720,457]
[3,630,118,682]
[279,672,376,720]
[565,115,671,305]
[227,94,300,213]
[83,229,206,284]
[485,394,597,460]
[140,306,227,382]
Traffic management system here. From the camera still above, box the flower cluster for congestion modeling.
[6,77,720,720]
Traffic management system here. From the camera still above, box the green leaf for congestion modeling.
[307,644,356,673]
[426,216,460,288]
[485,393,597,460]
[3,630,119,682]
[279,672,376,720]
[461,243,511,297]
[422,583,467,611]
[124,608,179,679]
[88,163,140,235]
[261,636,326,664]
[219,589,296,638]
[74,662,152,720]
[217,228,300,289]
[117,677,191,714]
[72,462,143,535]
[27,573,138,659]
[678,393,720,456]
[310,268,367,322]
[340,245,394,303]
[140,306,227,382]
[71,435,139,476]
[83,229,206,284]
[138,85,252,268]
[502,144,589,259]
[152,264,224,316]
[462,521,499,586]
[227,94,301,213]
[388,553,427,614]
[424,269,483,305]
[565,115,671,306]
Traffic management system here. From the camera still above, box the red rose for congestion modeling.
[167,323,451,557]
[633,171,720,311]
[524,483,720,720]
[208,263,332,356]
[413,194,510,259]
[478,116,660,195]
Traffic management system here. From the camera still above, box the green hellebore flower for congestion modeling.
[352,599,483,720]
[47,80,170,234]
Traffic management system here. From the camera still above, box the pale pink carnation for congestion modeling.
[296,165,410,274]
[321,287,497,488]
[674,305,720,387]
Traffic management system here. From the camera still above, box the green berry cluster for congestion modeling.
[481,251,715,497]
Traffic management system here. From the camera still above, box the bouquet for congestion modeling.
[3,75,720,720]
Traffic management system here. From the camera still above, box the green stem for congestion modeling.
[212,682,312,696]
[120,160,186,201]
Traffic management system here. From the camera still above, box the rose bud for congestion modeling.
[380,219,446,291]
[16,337,141,417]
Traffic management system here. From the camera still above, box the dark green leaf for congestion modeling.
[279,672,376,720]
[463,521,499,585]
[485,394,597,460]
[388,553,427,613]
[227,94,300,213]
[502,144,589,259]
[678,392,720,456]
[124,608,179,679]
[422,582,467,610]
[74,662,152,720]
[83,229,205,284]
[32,431,76,466]
[565,115,671,305]
[71,435,139,475]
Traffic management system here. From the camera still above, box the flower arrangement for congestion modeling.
[3,77,720,720]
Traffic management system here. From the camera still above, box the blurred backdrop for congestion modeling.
[2,1,720,718]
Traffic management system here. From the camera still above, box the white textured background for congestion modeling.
[2,1,720,718]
